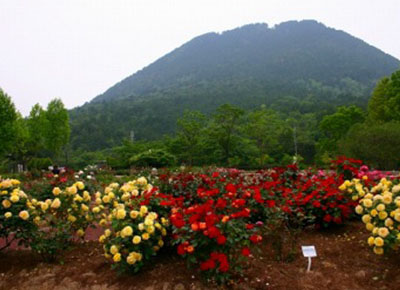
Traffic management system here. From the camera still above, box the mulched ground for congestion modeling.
[0,222,399,290]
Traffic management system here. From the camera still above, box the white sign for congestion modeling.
[302,246,317,258]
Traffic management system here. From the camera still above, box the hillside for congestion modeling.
[70,20,400,151]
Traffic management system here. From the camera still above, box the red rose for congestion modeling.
[217,235,227,245]
[241,247,251,257]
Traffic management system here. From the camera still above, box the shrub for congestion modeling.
[28,181,94,260]
[96,177,169,273]
[346,177,400,255]
[0,178,35,250]
[130,149,176,168]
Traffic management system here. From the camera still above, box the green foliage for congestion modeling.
[26,104,48,156]
[130,149,176,168]
[45,99,70,159]
[368,70,400,122]
[0,89,18,157]
[317,105,365,161]
[340,121,400,170]
[27,157,53,171]
[244,106,288,167]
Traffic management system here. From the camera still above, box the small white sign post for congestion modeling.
[301,246,317,272]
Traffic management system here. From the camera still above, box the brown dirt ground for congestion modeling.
[0,222,399,290]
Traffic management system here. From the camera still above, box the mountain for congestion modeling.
[70,20,400,151]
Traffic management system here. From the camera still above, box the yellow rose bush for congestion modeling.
[345,177,400,255]
[0,178,35,250]
[100,204,167,273]
[96,177,170,273]
[92,177,168,229]
[28,181,94,260]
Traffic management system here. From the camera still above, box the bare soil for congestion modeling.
[0,222,399,290]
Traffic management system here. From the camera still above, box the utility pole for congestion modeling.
[130,130,135,142]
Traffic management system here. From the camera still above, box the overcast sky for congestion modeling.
[1,0,399,116]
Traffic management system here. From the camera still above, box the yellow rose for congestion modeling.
[81,204,89,212]
[127,254,136,265]
[158,240,164,247]
[138,223,145,231]
[378,211,388,220]
[374,237,384,247]
[140,205,148,216]
[355,205,363,215]
[110,245,119,255]
[130,210,139,219]
[2,199,11,208]
[147,226,155,234]
[102,195,110,203]
[361,214,371,224]
[384,218,394,227]
[10,194,19,203]
[67,186,78,195]
[4,212,12,218]
[370,209,378,217]
[76,229,85,237]
[366,223,374,231]
[376,204,385,212]
[378,227,389,238]
[113,253,121,262]
[104,229,111,237]
[395,213,400,222]
[19,210,29,220]
[121,226,133,238]
[115,209,126,220]
[161,228,167,236]
[142,233,150,240]
[362,199,373,208]
[373,246,384,255]
[132,235,141,244]
[161,217,169,225]
[367,236,375,246]
[75,181,85,190]
[52,187,61,196]
[93,206,101,213]
[362,175,368,180]
[40,202,49,211]
[51,198,61,209]
[74,194,83,202]
[98,235,106,243]
[144,218,154,226]
[68,215,77,222]
[383,195,392,205]
[137,177,148,186]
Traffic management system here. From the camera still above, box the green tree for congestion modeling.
[368,70,400,122]
[340,121,400,170]
[245,106,286,166]
[317,105,365,160]
[44,99,70,160]
[0,89,18,157]
[8,114,30,169]
[27,104,48,157]
[174,110,206,165]
[208,104,244,165]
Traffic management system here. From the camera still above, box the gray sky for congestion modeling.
[1,0,399,116]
